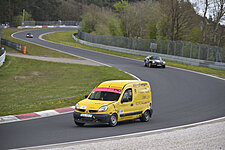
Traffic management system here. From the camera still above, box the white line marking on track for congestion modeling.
[15,116,225,150]
[167,66,225,81]
[124,71,141,81]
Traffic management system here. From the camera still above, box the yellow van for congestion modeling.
[73,80,153,127]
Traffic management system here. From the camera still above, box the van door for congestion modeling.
[135,86,151,112]
[118,87,141,121]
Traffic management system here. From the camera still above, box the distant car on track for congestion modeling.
[26,33,33,38]
[144,55,166,68]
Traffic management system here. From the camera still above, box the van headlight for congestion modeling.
[75,103,79,110]
[98,106,108,112]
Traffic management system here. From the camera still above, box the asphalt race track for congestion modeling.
[0,28,225,149]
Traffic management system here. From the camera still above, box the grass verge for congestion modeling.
[0,28,134,116]
[0,56,134,116]
[43,30,225,79]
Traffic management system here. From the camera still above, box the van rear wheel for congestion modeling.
[109,114,117,127]
[141,110,150,122]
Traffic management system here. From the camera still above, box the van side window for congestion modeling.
[121,88,132,103]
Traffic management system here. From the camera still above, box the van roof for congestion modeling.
[98,80,143,89]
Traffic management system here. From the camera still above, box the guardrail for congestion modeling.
[17,25,79,29]
[78,30,225,63]
[0,50,6,67]
[23,21,81,26]
[1,39,26,54]
[72,33,225,70]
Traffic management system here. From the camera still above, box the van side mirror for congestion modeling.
[85,95,88,98]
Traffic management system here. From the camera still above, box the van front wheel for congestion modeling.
[75,121,85,127]
[109,114,118,127]
[141,110,150,122]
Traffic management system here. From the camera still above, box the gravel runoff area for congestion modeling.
[25,118,225,150]
[6,52,104,66]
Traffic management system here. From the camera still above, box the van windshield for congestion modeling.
[88,91,121,101]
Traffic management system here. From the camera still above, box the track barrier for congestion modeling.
[23,46,26,54]
[73,33,225,70]
[1,39,26,54]
[0,50,6,67]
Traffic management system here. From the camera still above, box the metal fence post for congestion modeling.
[190,42,192,58]
[206,45,209,61]
[174,41,176,55]
[167,40,170,55]
[181,41,184,57]
[218,48,222,62]
[160,40,162,53]
[216,47,219,62]
[149,41,151,52]
[198,44,201,59]
[132,38,135,50]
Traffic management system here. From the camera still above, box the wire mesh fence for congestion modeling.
[78,30,225,63]
[23,21,81,26]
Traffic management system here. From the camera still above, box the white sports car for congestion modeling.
[26,33,33,38]
[144,55,166,68]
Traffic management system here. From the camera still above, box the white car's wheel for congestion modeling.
[144,61,147,67]
[148,62,152,68]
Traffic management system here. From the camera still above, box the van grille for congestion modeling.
[77,109,98,113]
[89,110,98,113]
[77,109,85,112]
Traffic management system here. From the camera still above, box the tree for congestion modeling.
[12,15,22,26]
[57,0,82,21]
[81,4,118,35]
[157,0,197,41]
[113,0,129,13]
[211,0,225,46]
[195,0,225,46]
[30,0,61,21]
[203,0,210,43]
[24,11,34,21]
[115,1,157,38]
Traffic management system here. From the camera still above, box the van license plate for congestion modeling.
[80,114,92,118]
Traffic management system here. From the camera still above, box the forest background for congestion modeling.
[0,0,224,48]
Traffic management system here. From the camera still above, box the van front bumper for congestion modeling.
[73,111,111,124]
